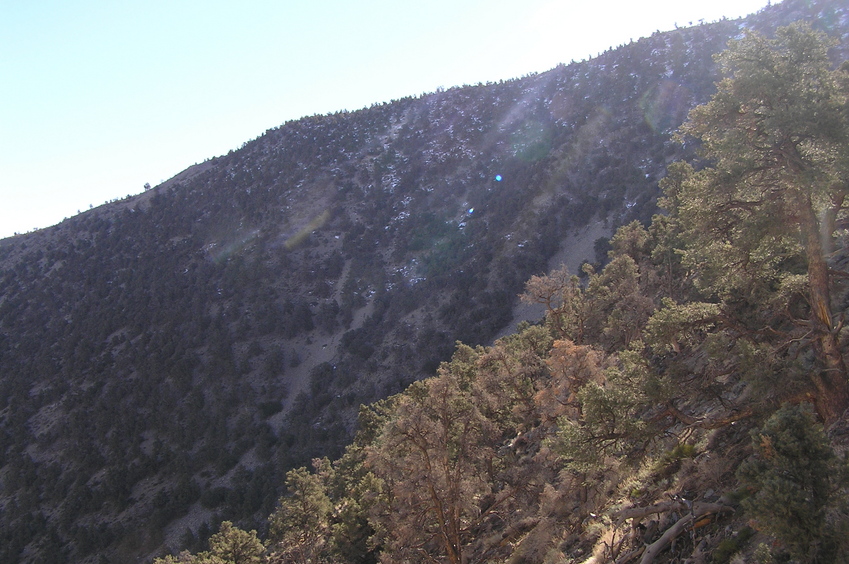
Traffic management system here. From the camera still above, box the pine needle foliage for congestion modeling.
[737,404,849,562]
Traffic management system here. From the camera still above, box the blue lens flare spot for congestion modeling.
[495,174,502,182]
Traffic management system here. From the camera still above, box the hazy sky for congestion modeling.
[1,0,772,238]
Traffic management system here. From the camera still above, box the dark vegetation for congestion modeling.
[1,1,849,562]
[160,21,849,563]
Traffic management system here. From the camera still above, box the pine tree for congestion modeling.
[670,23,849,423]
[153,521,264,564]
[737,404,848,562]
[267,463,333,563]
[366,345,496,564]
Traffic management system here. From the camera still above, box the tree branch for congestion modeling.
[613,500,732,527]
[610,501,733,564]
[657,403,754,430]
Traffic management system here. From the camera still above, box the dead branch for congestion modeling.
[615,545,645,564]
[659,403,754,430]
[610,500,733,564]
[613,500,732,527]
[639,513,694,564]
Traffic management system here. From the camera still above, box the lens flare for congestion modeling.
[510,119,553,162]
[284,210,330,250]
[639,80,692,133]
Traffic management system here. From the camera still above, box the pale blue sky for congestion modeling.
[1,0,771,238]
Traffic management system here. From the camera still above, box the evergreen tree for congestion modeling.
[366,345,496,564]
[206,522,265,564]
[738,404,848,562]
[153,522,264,564]
[267,463,333,563]
[668,23,849,422]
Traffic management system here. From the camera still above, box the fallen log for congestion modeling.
[611,500,733,564]
[613,500,732,527]
[639,513,693,564]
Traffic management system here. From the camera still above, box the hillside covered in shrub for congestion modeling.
[158,21,849,563]
[1,1,849,562]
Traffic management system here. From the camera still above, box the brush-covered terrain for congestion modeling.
[2,1,849,562]
[155,21,849,563]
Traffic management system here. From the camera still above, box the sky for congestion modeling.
[0,0,773,239]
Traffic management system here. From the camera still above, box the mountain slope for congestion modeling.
[1,1,848,561]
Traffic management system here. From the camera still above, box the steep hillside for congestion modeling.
[155,18,849,564]
[1,1,848,561]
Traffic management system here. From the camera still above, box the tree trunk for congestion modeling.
[799,195,849,424]
[821,188,846,255]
